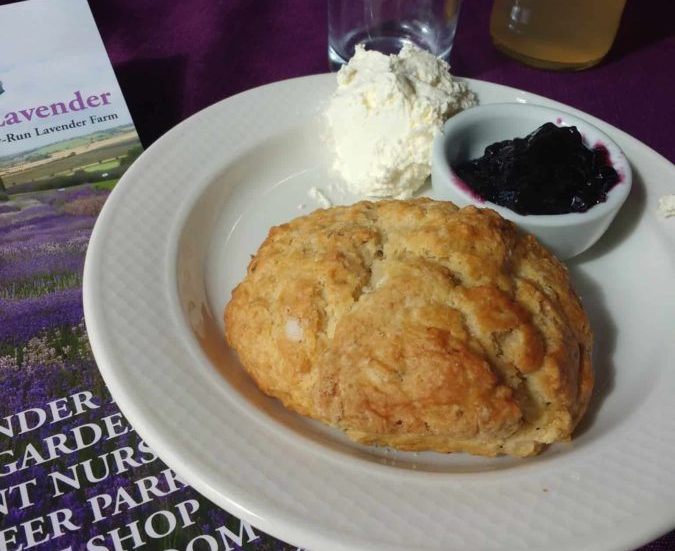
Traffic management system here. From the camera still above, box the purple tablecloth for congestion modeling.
[5,0,671,549]
[89,0,675,166]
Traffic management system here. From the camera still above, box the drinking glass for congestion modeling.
[328,0,462,70]
[490,0,627,70]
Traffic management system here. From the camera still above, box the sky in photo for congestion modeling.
[0,0,134,157]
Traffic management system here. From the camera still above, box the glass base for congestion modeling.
[492,41,605,71]
[328,21,455,71]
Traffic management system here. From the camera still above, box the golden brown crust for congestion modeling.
[225,198,593,457]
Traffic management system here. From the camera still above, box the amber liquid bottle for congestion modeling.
[490,0,627,70]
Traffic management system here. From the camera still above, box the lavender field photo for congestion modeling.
[0,187,101,356]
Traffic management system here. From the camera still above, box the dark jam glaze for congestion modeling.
[453,123,620,215]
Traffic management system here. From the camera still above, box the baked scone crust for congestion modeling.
[225,199,593,457]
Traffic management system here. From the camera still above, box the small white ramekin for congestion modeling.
[431,103,632,259]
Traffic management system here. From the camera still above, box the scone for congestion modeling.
[225,198,593,457]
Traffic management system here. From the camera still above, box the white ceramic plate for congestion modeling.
[83,75,675,551]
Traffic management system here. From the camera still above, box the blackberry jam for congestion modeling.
[453,123,620,215]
